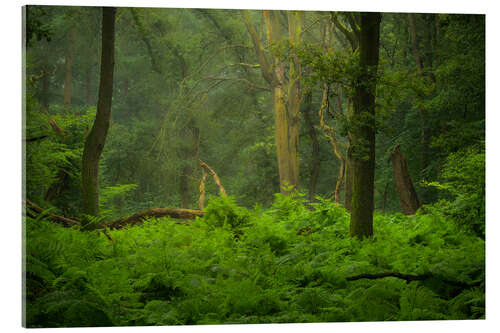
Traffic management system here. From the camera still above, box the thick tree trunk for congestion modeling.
[350,12,381,239]
[390,145,420,215]
[243,10,302,194]
[82,7,116,217]
[302,91,320,201]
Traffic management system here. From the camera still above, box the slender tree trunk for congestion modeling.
[408,14,423,75]
[63,27,75,107]
[85,63,93,105]
[41,68,50,111]
[344,145,353,211]
[408,13,428,173]
[82,7,116,217]
[302,91,320,201]
[180,126,200,208]
[390,145,420,215]
[350,12,381,239]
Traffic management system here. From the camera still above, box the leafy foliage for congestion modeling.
[25,193,484,327]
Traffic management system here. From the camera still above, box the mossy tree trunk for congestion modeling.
[81,7,116,217]
[243,10,303,194]
[349,12,381,239]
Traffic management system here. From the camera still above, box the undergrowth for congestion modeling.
[24,192,485,327]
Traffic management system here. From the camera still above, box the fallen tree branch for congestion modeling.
[24,135,49,142]
[199,171,208,210]
[24,200,204,231]
[346,271,483,290]
[104,208,204,230]
[199,160,227,196]
[346,272,429,282]
[24,199,80,227]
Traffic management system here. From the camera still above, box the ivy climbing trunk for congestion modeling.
[349,12,381,239]
[81,7,116,217]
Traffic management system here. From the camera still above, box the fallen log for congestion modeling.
[24,199,80,227]
[346,272,429,282]
[346,271,483,289]
[104,208,204,230]
[24,199,204,231]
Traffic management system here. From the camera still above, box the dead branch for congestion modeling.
[346,272,429,282]
[199,160,227,196]
[104,208,204,230]
[24,200,204,232]
[24,135,49,142]
[199,171,208,210]
[318,85,346,203]
[24,199,80,227]
[48,118,66,137]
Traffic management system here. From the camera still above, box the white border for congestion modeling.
[3,1,499,332]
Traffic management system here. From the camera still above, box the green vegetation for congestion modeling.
[25,192,484,327]
[23,6,485,327]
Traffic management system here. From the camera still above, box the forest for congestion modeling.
[23,5,485,327]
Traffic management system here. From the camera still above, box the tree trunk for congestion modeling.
[243,10,302,194]
[408,13,423,75]
[302,91,320,201]
[85,63,93,105]
[390,145,420,215]
[82,7,116,217]
[63,27,75,107]
[350,12,381,239]
[408,13,428,173]
[344,144,353,211]
[266,10,302,193]
[180,126,200,208]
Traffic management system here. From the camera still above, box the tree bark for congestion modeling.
[344,144,353,211]
[243,10,302,194]
[301,91,320,201]
[180,126,200,208]
[81,7,116,217]
[408,13,428,173]
[85,63,93,105]
[63,26,75,107]
[349,12,381,239]
[199,160,227,197]
[390,144,420,215]
[408,13,423,75]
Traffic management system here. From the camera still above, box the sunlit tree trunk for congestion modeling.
[350,12,381,239]
[82,7,116,217]
[264,10,303,193]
